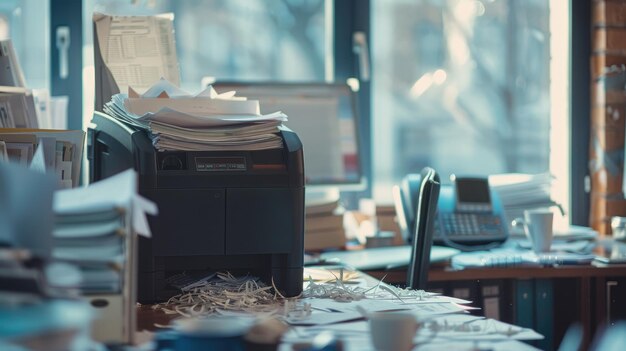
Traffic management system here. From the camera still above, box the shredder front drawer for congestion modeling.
[225,188,294,254]
[145,188,226,256]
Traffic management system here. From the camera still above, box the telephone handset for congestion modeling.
[393,175,509,248]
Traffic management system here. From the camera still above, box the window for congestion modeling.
[372,0,553,196]
[83,0,329,91]
[81,0,331,142]
[56,0,569,214]
[0,0,49,89]
[370,0,570,221]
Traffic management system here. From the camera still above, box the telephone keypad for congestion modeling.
[438,213,505,241]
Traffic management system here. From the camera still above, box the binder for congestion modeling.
[514,279,535,329]
[480,280,502,321]
[535,279,554,350]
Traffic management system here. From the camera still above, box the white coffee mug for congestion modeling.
[369,312,419,351]
[513,209,554,253]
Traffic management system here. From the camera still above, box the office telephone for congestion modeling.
[393,174,509,248]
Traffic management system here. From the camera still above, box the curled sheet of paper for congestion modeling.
[133,194,158,238]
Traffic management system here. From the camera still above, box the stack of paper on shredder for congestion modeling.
[489,173,561,233]
[52,169,157,344]
[304,194,346,251]
[102,78,288,151]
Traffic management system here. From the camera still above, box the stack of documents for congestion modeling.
[103,79,288,151]
[0,39,61,129]
[0,86,38,129]
[489,173,560,231]
[52,170,156,294]
[0,129,84,188]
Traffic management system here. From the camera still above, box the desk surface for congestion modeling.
[366,262,626,283]
[136,270,544,351]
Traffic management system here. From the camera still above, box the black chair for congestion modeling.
[406,167,441,290]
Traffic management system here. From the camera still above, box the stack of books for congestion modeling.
[103,79,288,151]
[52,169,156,344]
[304,195,346,251]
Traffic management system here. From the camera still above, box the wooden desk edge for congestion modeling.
[366,263,626,283]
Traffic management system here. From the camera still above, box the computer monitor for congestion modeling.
[406,167,441,290]
[212,82,363,188]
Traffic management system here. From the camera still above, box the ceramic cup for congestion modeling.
[173,316,253,351]
[369,312,419,351]
[514,209,554,253]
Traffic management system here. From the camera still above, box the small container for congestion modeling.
[611,216,626,241]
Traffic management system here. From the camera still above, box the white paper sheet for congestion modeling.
[416,314,544,342]
[93,13,180,94]
[133,194,158,238]
[125,97,260,116]
[53,169,136,215]
[285,311,363,326]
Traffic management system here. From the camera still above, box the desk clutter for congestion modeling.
[0,163,157,348]
[2,7,624,351]
[141,267,543,351]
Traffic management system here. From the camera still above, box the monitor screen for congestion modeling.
[213,82,362,187]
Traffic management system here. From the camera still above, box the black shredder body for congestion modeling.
[87,112,305,303]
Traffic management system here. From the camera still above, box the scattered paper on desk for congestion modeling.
[285,310,363,326]
[304,267,360,282]
[416,340,542,351]
[398,295,472,305]
[304,297,408,314]
[417,314,544,341]
[408,302,473,317]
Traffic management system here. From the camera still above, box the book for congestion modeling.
[306,213,344,232]
[304,229,346,251]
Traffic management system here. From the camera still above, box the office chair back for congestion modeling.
[406,167,440,290]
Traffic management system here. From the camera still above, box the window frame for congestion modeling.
[48,0,588,222]
[50,0,83,131]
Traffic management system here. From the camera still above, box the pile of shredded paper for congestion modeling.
[152,272,294,318]
[150,269,430,321]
